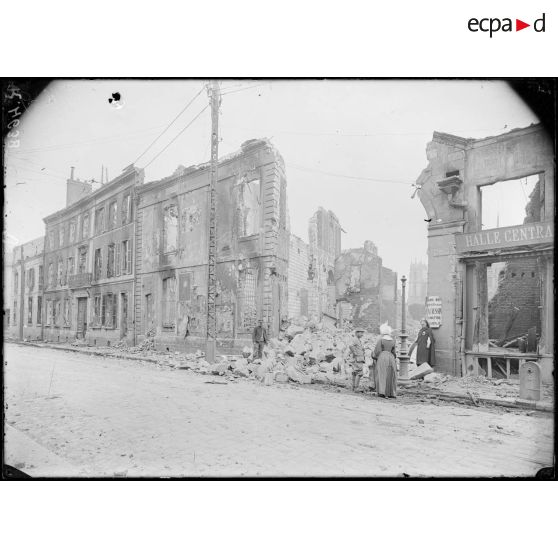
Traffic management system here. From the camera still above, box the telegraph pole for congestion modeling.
[206,80,220,362]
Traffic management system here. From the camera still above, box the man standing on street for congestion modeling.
[252,319,268,360]
[348,328,366,391]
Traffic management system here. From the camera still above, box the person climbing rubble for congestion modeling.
[348,327,366,391]
[252,319,268,360]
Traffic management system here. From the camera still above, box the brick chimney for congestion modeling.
[66,167,92,207]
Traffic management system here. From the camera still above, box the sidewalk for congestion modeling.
[6,339,554,413]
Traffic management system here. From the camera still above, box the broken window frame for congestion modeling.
[14,271,18,294]
[162,276,177,330]
[69,220,76,244]
[13,301,17,325]
[48,263,54,288]
[37,296,42,325]
[109,200,118,230]
[478,173,542,231]
[59,225,65,247]
[238,178,261,238]
[46,300,53,326]
[162,204,178,254]
[82,213,90,239]
[101,293,116,328]
[121,191,131,225]
[95,206,106,235]
[67,257,75,282]
[63,298,70,327]
[27,268,35,290]
[78,246,88,274]
[38,265,44,289]
[94,248,103,281]
[107,243,115,278]
[93,295,102,327]
[27,297,33,324]
[58,257,64,286]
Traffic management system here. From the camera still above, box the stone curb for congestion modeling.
[6,341,554,413]
[7,340,160,365]
[407,389,554,413]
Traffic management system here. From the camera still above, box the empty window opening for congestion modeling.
[163,205,178,254]
[162,277,177,329]
[480,174,542,230]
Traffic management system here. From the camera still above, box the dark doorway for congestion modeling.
[76,297,87,339]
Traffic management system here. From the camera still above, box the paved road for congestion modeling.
[4,344,554,477]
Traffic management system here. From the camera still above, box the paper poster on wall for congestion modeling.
[425,296,442,328]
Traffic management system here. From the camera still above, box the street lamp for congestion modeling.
[399,275,410,379]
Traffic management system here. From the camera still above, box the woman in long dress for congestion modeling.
[373,323,397,398]
[408,319,436,367]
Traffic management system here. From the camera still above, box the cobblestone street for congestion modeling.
[4,344,554,477]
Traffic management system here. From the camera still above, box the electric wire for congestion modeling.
[142,105,209,169]
[133,86,205,165]
[289,163,413,185]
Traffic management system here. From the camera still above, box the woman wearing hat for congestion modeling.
[373,322,397,398]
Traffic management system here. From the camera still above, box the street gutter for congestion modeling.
[6,340,554,413]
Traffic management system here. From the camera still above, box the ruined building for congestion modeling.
[287,208,342,322]
[134,139,288,353]
[42,165,144,345]
[7,237,45,341]
[334,240,398,331]
[416,123,554,382]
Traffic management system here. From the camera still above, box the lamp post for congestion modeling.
[399,275,410,379]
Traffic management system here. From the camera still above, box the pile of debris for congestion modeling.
[163,321,383,388]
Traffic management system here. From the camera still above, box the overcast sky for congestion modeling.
[4,79,538,277]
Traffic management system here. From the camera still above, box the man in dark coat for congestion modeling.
[252,319,268,360]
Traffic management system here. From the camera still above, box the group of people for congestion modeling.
[349,319,436,398]
[253,317,436,399]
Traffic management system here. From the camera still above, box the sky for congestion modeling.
[4,79,538,278]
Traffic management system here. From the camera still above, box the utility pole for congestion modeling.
[398,275,410,380]
[206,80,220,363]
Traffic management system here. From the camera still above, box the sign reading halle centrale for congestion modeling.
[455,221,554,253]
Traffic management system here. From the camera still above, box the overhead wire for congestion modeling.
[143,105,209,169]
[289,163,413,185]
[133,85,206,165]
[12,124,170,155]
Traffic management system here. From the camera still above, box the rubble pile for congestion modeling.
[164,321,384,388]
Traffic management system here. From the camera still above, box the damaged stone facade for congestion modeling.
[416,124,554,381]
[135,139,288,353]
[287,208,341,322]
[334,241,398,330]
[42,165,144,346]
[7,237,45,341]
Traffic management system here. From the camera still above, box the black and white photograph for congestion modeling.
[3,78,555,479]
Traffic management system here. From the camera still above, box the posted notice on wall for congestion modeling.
[425,296,442,328]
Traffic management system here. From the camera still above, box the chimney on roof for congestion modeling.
[66,167,92,207]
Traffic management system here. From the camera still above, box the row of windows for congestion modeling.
[47,191,132,250]
[11,296,43,327]
[13,266,44,295]
[44,240,131,288]
[94,240,132,281]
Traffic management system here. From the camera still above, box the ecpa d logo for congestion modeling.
[468,13,546,37]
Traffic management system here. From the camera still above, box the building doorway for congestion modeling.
[120,293,128,339]
[76,297,87,339]
[145,293,153,334]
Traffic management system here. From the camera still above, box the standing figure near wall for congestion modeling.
[373,323,397,398]
[408,318,436,367]
[348,328,366,391]
[252,319,268,360]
